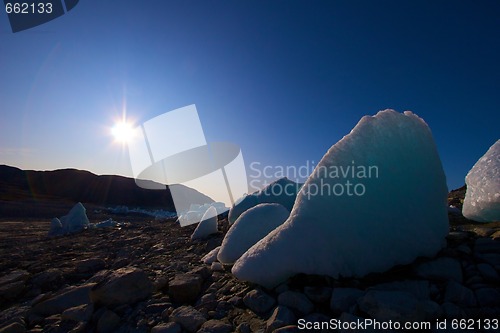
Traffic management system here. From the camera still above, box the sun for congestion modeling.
[111,121,137,143]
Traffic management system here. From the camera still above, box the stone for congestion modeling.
[444,281,476,307]
[0,270,29,300]
[235,323,251,333]
[0,322,26,333]
[90,267,152,307]
[303,286,332,304]
[211,262,224,271]
[266,306,296,333]
[155,277,169,293]
[197,319,233,333]
[369,280,430,300]
[277,291,314,315]
[481,254,500,270]
[151,322,181,333]
[474,288,500,307]
[31,283,95,316]
[357,290,424,322]
[273,326,299,333]
[0,281,25,301]
[0,306,29,330]
[190,266,211,280]
[168,274,203,304]
[473,227,495,237]
[76,258,106,274]
[441,302,462,318]
[337,312,378,333]
[0,270,29,287]
[96,310,120,333]
[330,287,364,313]
[446,231,470,242]
[476,263,499,282]
[31,269,63,291]
[474,237,500,254]
[243,289,276,314]
[420,300,443,321]
[145,302,170,314]
[415,257,463,283]
[61,303,94,323]
[462,139,500,222]
[171,306,206,333]
[202,247,220,264]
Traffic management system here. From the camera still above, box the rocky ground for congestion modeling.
[0,207,499,332]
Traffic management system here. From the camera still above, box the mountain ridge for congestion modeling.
[0,165,214,217]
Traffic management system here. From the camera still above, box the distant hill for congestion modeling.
[0,165,213,218]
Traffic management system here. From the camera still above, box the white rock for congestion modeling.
[218,203,289,264]
[463,139,500,222]
[233,110,449,288]
[191,206,218,240]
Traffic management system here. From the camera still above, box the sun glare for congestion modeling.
[111,121,137,143]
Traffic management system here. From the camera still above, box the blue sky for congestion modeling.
[1,1,499,200]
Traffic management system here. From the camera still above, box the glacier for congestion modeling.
[462,139,500,222]
[232,110,449,288]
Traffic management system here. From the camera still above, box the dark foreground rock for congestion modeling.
[0,214,499,333]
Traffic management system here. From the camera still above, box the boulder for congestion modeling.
[90,267,152,307]
[168,274,203,304]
